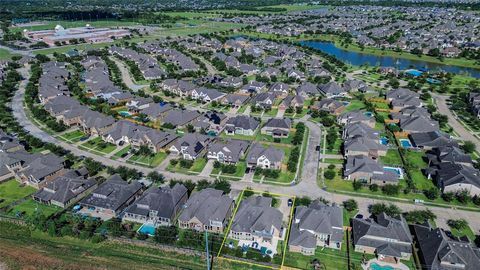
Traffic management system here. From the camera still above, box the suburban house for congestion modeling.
[169,133,212,160]
[123,184,188,227]
[344,155,399,185]
[207,139,250,164]
[319,82,347,98]
[230,196,284,256]
[162,109,201,128]
[178,188,234,233]
[343,79,366,92]
[224,115,260,136]
[261,118,292,138]
[222,94,250,108]
[246,143,284,170]
[79,175,144,220]
[289,201,344,255]
[190,87,225,103]
[413,223,480,270]
[296,82,319,97]
[399,115,439,134]
[0,150,66,189]
[269,82,290,96]
[409,131,458,150]
[352,213,413,262]
[311,99,345,115]
[386,88,422,110]
[426,162,480,196]
[251,92,276,109]
[338,111,376,128]
[344,136,387,158]
[279,95,304,110]
[426,146,472,167]
[33,170,97,208]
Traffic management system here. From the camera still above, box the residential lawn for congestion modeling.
[8,199,61,218]
[59,130,86,143]
[283,233,349,270]
[113,145,131,158]
[372,102,390,109]
[207,103,229,112]
[0,48,16,60]
[128,152,167,167]
[379,149,403,166]
[80,137,116,155]
[219,132,256,141]
[325,137,342,155]
[264,108,278,117]
[0,180,36,209]
[343,209,357,227]
[167,158,207,175]
[255,132,294,144]
[404,150,435,190]
[237,104,248,114]
[345,100,366,112]
[323,158,344,164]
[449,225,476,242]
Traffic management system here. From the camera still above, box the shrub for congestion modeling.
[424,187,439,200]
[381,184,400,196]
[352,181,363,191]
[447,219,468,230]
[369,203,401,217]
[369,184,379,192]
[324,170,336,180]
[343,199,358,212]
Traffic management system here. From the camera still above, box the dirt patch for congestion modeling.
[0,261,8,270]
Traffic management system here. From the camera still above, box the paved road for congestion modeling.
[433,93,480,149]
[110,56,147,92]
[12,67,480,232]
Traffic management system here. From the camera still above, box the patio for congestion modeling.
[363,258,410,270]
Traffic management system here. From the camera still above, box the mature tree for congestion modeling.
[343,199,358,212]
[404,209,436,224]
[462,141,476,154]
[369,203,401,217]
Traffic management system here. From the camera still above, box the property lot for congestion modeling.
[0,179,36,209]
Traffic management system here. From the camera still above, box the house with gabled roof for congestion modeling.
[413,223,480,270]
[261,118,292,138]
[344,155,399,185]
[79,175,144,220]
[311,99,345,115]
[224,115,260,136]
[319,82,347,98]
[246,143,284,170]
[33,170,97,208]
[178,188,234,233]
[207,139,250,164]
[123,183,188,227]
[289,201,343,255]
[352,213,413,261]
[230,196,284,256]
[169,133,212,160]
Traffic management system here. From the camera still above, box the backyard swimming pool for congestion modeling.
[383,167,404,179]
[399,139,413,148]
[379,137,388,145]
[370,263,395,270]
[138,224,156,236]
[119,111,131,117]
[364,111,374,118]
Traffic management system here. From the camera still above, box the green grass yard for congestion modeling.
[8,199,61,218]
[345,100,366,112]
[0,180,36,209]
[80,137,117,155]
[57,130,86,143]
[449,225,476,242]
[167,158,207,175]
[112,145,131,159]
[127,152,167,167]
[379,149,403,166]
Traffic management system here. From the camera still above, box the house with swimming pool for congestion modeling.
[229,196,284,256]
[122,183,188,227]
[178,188,234,233]
[352,213,413,262]
[344,155,401,185]
[78,175,144,220]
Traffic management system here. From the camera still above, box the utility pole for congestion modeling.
[205,230,211,270]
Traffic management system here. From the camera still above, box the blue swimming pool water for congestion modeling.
[138,224,156,235]
[399,139,412,148]
[364,111,374,117]
[427,78,441,84]
[369,263,395,270]
[119,111,131,117]
[379,137,388,145]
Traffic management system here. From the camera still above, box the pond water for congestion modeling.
[300,41,480,78]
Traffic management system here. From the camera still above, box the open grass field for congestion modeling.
[0,180,36,209]
[8,199,61,218]
[0,221,213,270]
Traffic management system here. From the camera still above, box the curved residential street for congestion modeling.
[432,93,480,149]
[11,66,480,233]
[109,56,147,92]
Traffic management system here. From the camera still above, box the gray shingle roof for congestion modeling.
[178,188,233,225]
